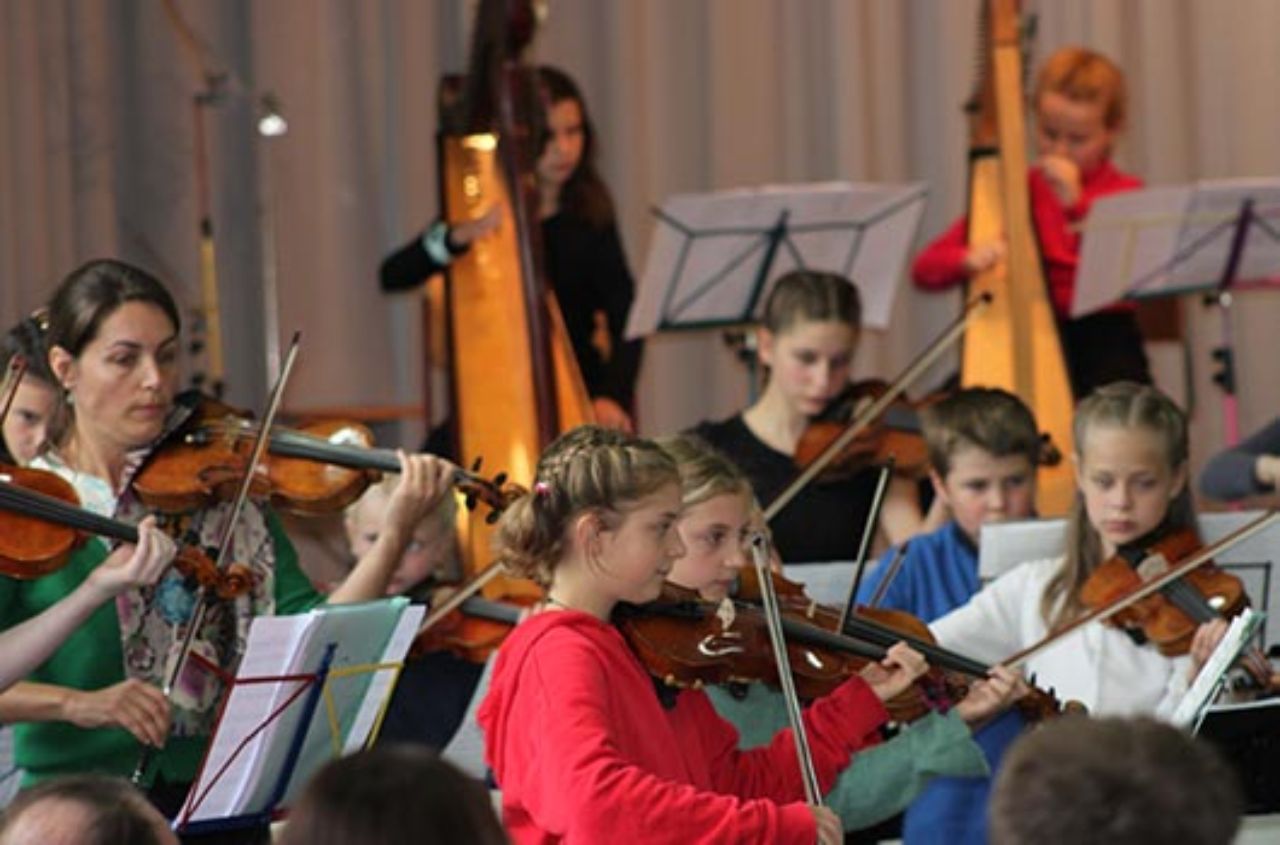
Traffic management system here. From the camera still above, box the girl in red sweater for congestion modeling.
[477,425,927,844]
[913,46,1150,397]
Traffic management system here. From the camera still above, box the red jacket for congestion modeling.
[478,609,889,844]
[912,160,1142,317]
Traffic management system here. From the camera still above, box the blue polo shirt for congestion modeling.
[857,521,1027,845]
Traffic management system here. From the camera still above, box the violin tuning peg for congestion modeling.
[471,457,484,473]
[464,493,478,511]
[485,510,501,525]
[493,472,507,486]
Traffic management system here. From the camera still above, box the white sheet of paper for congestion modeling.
[179,614,317,822]
[628,181,927,337]
[340,604,423,753]
[1075,180,1280,317]
[1172,607,1263,728]
[179,599,415,825]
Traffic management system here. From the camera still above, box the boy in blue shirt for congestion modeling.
[856,387,1040,844]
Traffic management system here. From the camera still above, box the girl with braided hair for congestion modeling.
[477,425,927,844]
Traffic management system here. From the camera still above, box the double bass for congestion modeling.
[961,0,1076,515]
[435,0,594,596]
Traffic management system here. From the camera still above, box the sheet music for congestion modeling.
[270,599,413,809]
[1172,608,1263,729]
[629,181,926,336]
[180,614,316,822]
[339,604,424,754]
[179,599,414,825]
[1075,179,1280,317]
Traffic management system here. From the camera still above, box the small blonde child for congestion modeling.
[341,466,460,598]
[657,433,1019,835]
[337,456,500,757]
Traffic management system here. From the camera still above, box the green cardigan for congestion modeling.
[0,513,321,786]
[708,682,988,831]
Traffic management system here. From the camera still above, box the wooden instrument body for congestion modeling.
[962,0,1076,515]
[436,14,593,596]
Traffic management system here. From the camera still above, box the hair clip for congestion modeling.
[533,481,552,497]
[28,307,50,332]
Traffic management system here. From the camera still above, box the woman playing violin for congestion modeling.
[931,383,1230,718]
[693,270,935,564]
[657,433,1022,836]
[0,259,450,823]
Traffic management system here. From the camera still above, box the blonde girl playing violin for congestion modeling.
[931,382,1229,716]
[0,260,452,821]
[658,433,1023,835]
[478,425,925,845]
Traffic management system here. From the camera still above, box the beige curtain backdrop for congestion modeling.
[3,0,1279,495]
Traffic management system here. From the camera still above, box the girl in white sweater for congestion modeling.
[931,382,1228,716]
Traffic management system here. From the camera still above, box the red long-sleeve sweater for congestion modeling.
[912,160,1142,317]
[478,609,889,844]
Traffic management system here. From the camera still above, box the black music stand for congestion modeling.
[1197,696,1280,814]
[1077,180,1280,444]
[626,182,927,393]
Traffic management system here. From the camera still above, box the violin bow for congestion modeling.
[0,355,27,431]
[414,560,512,639]
[763,292,992,523]
[840,459,895,633]
[1001,509,1280,670]
[131,332,302,783]
[865,542,910,611]
[748,533,822,805]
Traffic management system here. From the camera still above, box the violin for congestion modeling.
[618,578,1064,725]
[0,463,250,597]
[132,393,521,518]
[794,379,1062,484]
[764,294,991,524]
[794,380,931,481]
[735,567,1066,722]
[1003,511,1280,686]
[617,583,879,700]
[1080,526,1270,684]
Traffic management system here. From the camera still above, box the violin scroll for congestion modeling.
[456,459,526,524]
